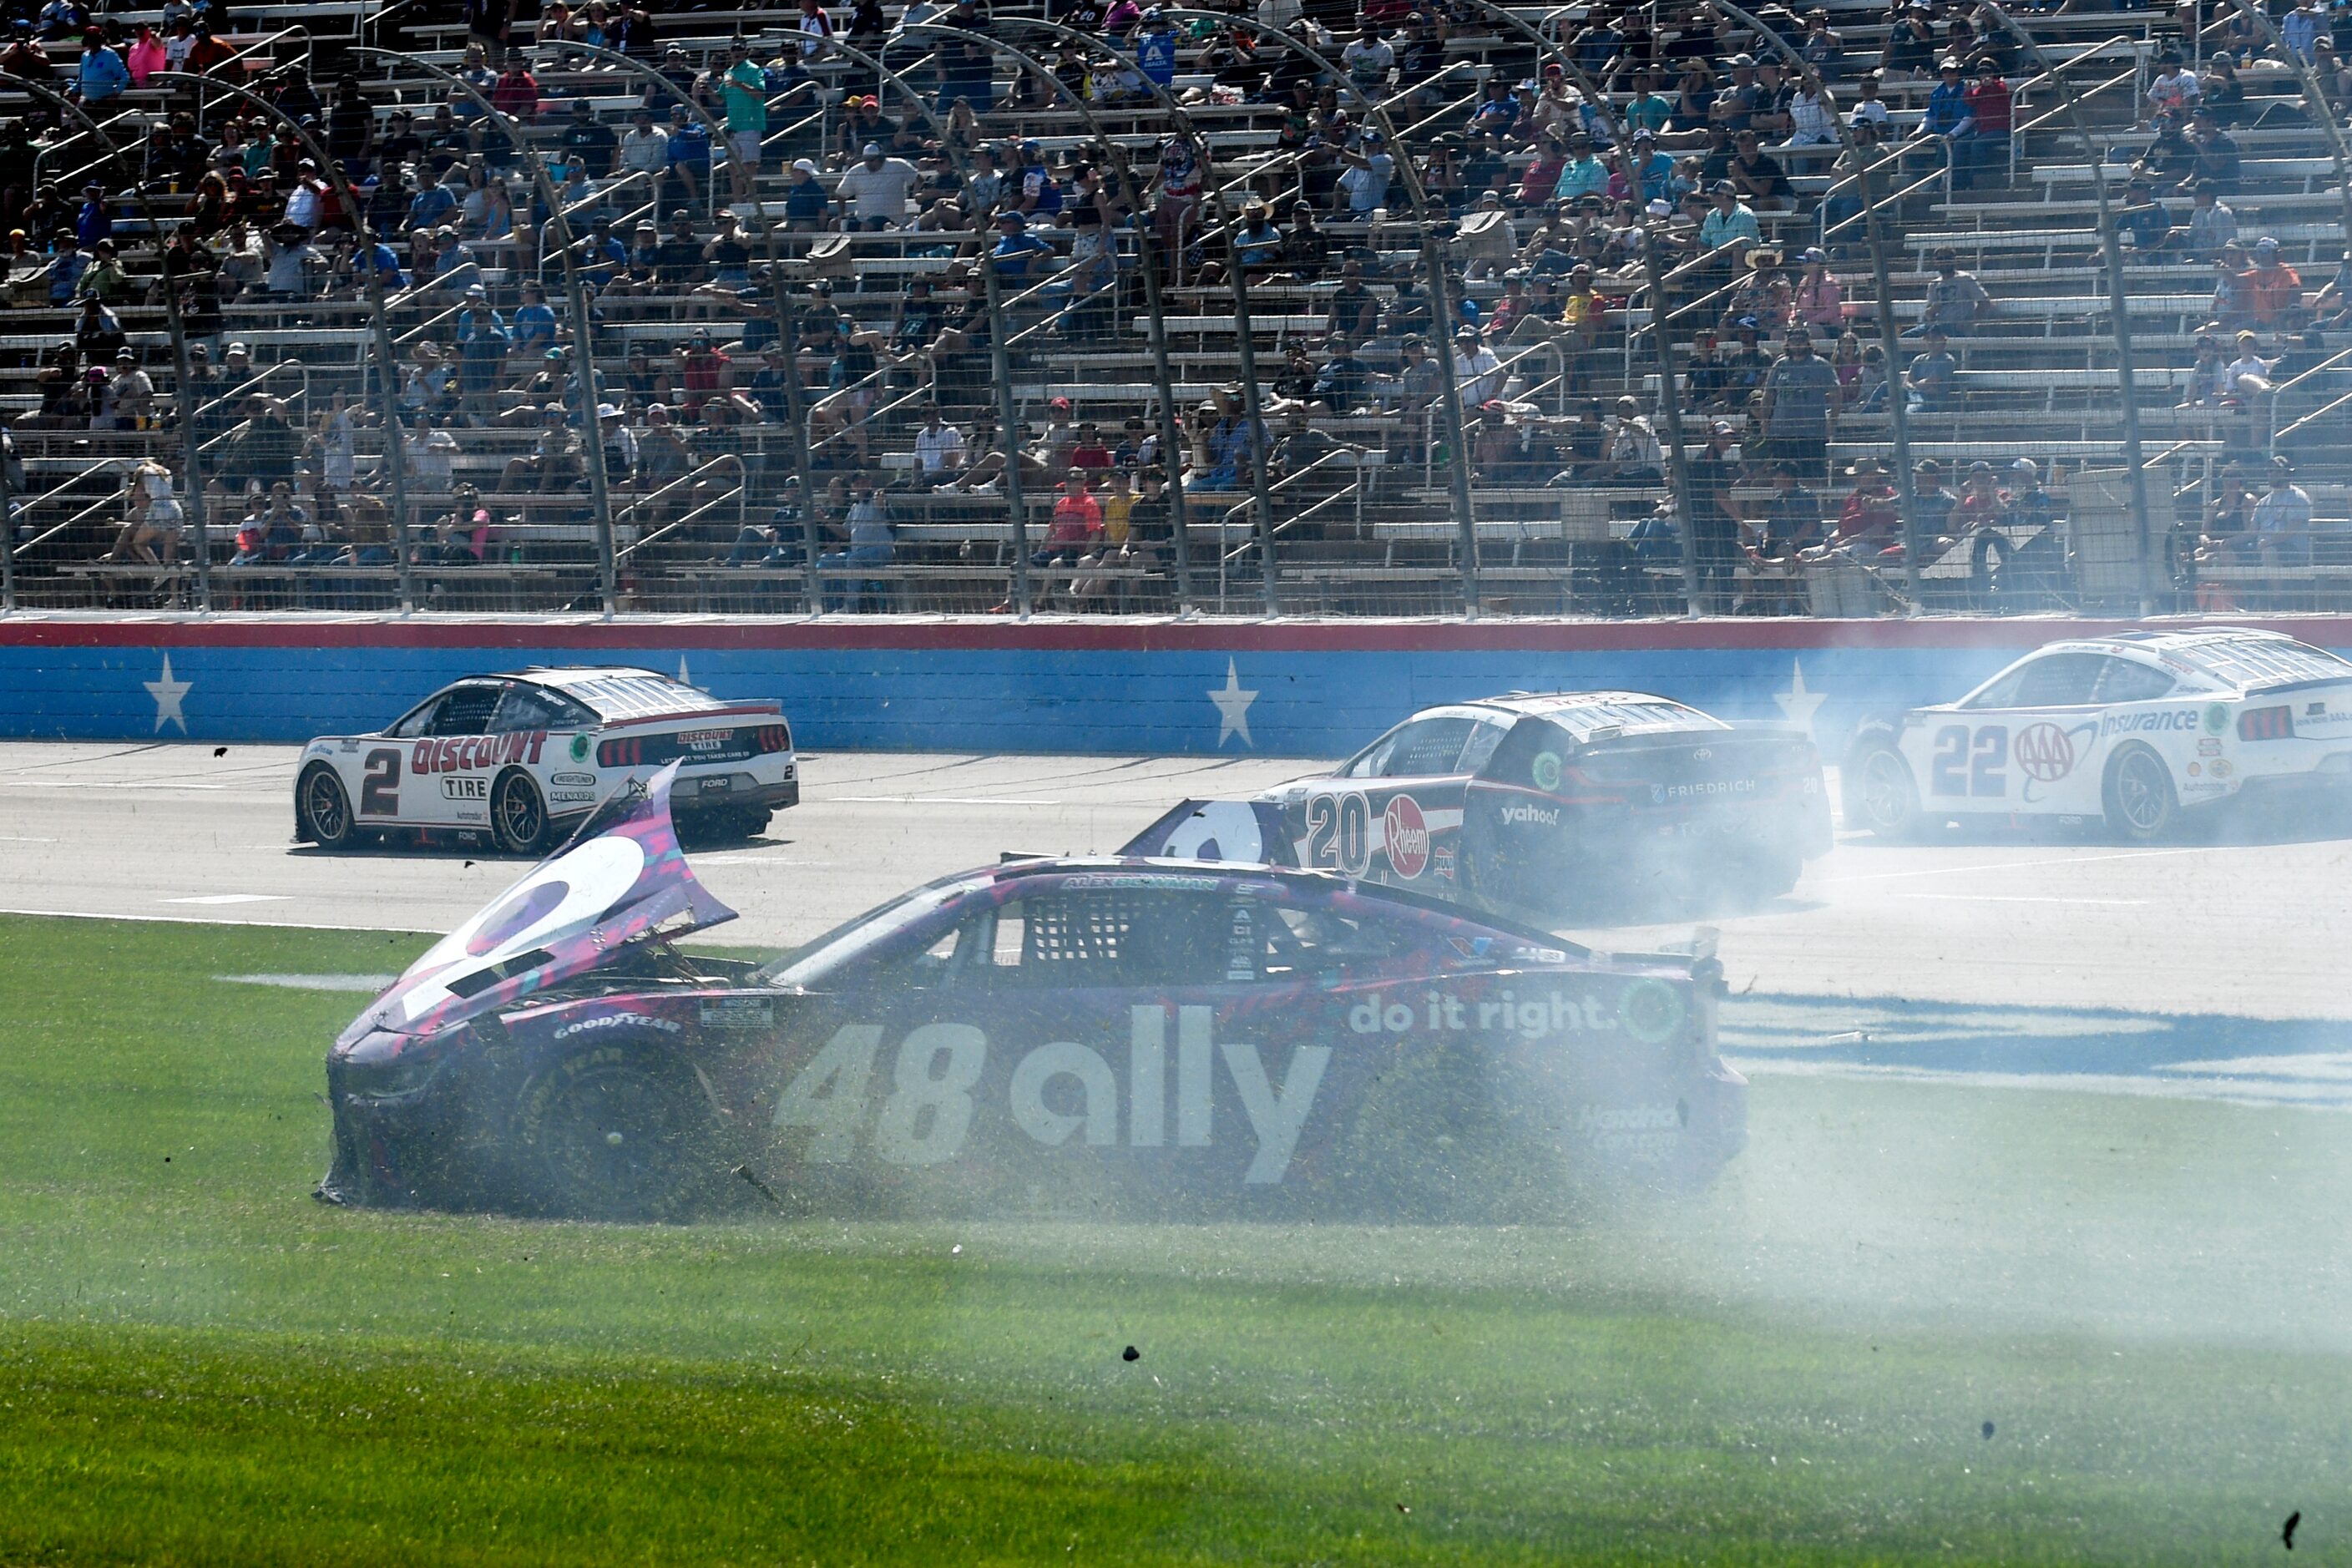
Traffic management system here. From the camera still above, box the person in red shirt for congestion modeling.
[1068,421,1112,471]
[1818,455,1901,556]
[1034,468,1101,569]
[490,49,540,120]
[1960,60,2011,190]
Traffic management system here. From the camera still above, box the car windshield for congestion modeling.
[754,878,968,989]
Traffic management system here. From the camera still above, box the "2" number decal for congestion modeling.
[1929,725,2009,798]
[360,747,402,816]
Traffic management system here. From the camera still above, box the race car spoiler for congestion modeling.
[1119,799,1296,866]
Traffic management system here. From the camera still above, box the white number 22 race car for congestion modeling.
[294,666,797,854]
[1844,629,2352,841]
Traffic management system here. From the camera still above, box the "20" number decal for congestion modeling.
[1302,792,1372,875]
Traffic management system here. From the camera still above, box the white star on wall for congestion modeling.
[1208,659,1257,748]
[144,653,190,735]
[678,654,694,687]
[1773,657,1826,740]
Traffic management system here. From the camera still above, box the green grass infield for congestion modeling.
[0,913,2345,1565]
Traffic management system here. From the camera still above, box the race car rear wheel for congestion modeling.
[490,769,552,857]
[1844,744,1920,840]
[2103,744,2179,842]
[296,764,354,848]
[511,1044,717,1221]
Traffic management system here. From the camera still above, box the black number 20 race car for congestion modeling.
[320,766,1745,1222]
[1125,693,1830,916]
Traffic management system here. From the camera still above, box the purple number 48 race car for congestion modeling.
[321,767,1745,1222]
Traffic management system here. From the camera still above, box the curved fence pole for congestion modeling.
[522,38,822,614]
[1974,9,2156,607]
[909,18,1201,614]
[153,68,417,613]
[13,79,214,611]
[1709,0,1922,607]
[357,46,616,612]
[812,38,1039,616]
[1161,10,1480,615]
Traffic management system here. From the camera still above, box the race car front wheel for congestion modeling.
[296,764,354,849]
[1844,745,1920,840]
[511,1043,718,1221]
[2103,744,2179,842]
[490,769,552,857]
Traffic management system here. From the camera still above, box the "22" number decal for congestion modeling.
[1929,724,2008,798]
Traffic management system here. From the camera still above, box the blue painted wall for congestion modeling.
[5,616,2347,758]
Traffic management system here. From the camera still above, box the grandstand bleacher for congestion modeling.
[1,0,2347,619]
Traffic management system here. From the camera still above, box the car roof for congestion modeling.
[986,856,1591,953]
[1455,690,1722,736]
[2007,630,2352,691]
[499,665,731,719]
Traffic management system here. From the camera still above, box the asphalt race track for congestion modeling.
[5,741,2351,1101]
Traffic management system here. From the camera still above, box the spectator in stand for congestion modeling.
[2116,178,2176,252]
[1793,246,1843,332]
[2253,456,2314,566]
[1904,327,1959,412]
[720,38,768,201]
[1910,247,1990,336]
[2198,464,2258,576]
[2147,51,2202,117]
[1034,469,1102,571]
[2308,247,2352,332]
[837,142,920,230]
[817,474,893,610]
[912,404,965,482]
[2187,109,2241,190]
[1699,180,1761,260]
[2244,237,2304,327]
[1914,58,1971,187]
[663,105,710,207]
[2185,183,2236,258]
[73,28,126,104]
[1727,129,1792,210]
[1683,419,1745,611]
[1960,59,2012,189]
[2284,0,2325,64]
[490,49,540,120]
[2211,240,2255,329]
[1760,326,1838,487]
[1823,455,1900,555]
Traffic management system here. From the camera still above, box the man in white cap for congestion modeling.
[597,402,638,485]
[834,140,921,231]
[783,157,830,230]
[1453,326,1503,405]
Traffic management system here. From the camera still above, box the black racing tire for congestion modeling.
[296,763,354,848]
[1843,740,1921,840]
[509,1042,718,1221]
[2102,743,2179,842]
[490,768,553,857]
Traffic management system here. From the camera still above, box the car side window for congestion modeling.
[429,683,504,736]
[1260,902,1416,979]
[1454,718,1510,775]
[1348,716,1478,778]
[493,684,594,732]
[959,890,1234,988]
[2095,658,2176,704]
[2008,653,2107,708]
[387,697,442,739]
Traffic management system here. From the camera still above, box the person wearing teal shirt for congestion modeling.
[720,39,768,200]
[1552,134,1607,201]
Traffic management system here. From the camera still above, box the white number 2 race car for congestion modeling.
[294,666,797,854]
[1844,630,2352,841]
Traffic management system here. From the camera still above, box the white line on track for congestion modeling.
[1901,893,2150,906]
[1818,846,2206,884]
[162,893,291,906]
[0,835,54,842]
[821,795,1063,806]
[0,906,418,932]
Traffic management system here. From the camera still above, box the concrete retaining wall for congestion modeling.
[4,614,2347,758]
